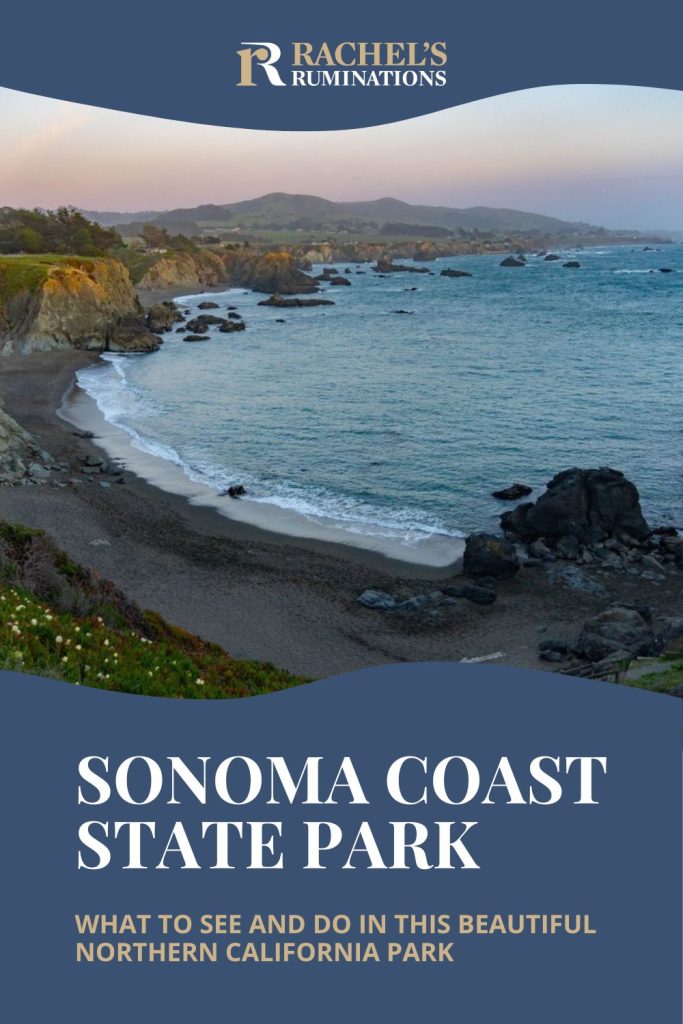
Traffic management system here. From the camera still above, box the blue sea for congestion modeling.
[76,244,683,554]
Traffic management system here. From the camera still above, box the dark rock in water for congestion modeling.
[73,430,95,439]
[258,295,335,308]
[108,315,162,353]
[198,301,220,309]
[502,467,650,546]
[563,261,581,268]
[176,327,187,333]
[659,267,674,273]
[404,286,418,291]
[228,311,242,319]
[219,320,246,333]
[358,589,397,610]
[328,276,351,286]
[147,302,182,333]
[492,483,532,501]
[544,253,562,261]
[186,315,227,331]
[372,259,430,274]
[500,256,526,268]
[463,533,520,579]
[578,605,656,662]
[345,268,352,274]
[440,268,473,278]
[226,306,237,311]
[221,484,246,498]
[184,335,210,342]
[275,318,286,323]
[392,309,413,315]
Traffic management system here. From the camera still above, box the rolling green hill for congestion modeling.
[84,192,600,237]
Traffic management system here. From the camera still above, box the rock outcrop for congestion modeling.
[463,533,520,579]
[258,295,334,308]
[222,251,318,294]
[0,403,54,484]
[0,256,160,353]
[501,467,650,546]
[500,256,526,267]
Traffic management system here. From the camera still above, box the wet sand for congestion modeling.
[0,350,679,679]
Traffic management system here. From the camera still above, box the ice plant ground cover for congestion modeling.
[0,586,306,697]
[0,520,306,698]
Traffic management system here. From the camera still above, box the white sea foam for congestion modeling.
[75,357,463,546]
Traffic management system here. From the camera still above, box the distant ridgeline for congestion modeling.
[82,192,667,248]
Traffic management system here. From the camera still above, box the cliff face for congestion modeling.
[222,251,317,294]
[0,256,160,353]
[137,250,226,290]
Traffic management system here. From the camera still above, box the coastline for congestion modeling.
[0,349,680,678]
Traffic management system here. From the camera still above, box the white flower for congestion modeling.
[30,618,37,626]
[103,638,109,647]
[75,644,82,651]
[56,635,63,644]
[195,678,205,686]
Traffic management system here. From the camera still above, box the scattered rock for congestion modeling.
[440,269,473,278]
[184,335,210,342]
[221,484,246,498]
[463,533,520,579]
[556,534,581,560]
[392,309,413,315]
[492,483,532,501]
[258,295,334,308]
[372,260,430,274]
[563,261,581,269]
[357,589,397,610]
[219,320,246,333]
[500,256,526,268]
[577,605,656,662]
[443,584,496,605]
[659,267,674,273]
[198,301,220,309]
[544,253,562,261]
[147,302,182,333]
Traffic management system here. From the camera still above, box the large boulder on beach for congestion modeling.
[501,467,650,545]
[577,605,656,662]
[463,532,520,579]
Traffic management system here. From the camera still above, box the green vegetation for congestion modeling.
[0,519,307,699]
[0,207,121,256]
[624,649,683,696]
[0,253,99,304]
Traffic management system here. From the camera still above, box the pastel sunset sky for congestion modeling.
[0,84,681,229]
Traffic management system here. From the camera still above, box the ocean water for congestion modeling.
[76,244,683,548]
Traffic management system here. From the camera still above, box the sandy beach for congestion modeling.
[0,349,680,680]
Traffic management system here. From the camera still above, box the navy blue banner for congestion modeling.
[2,666,681,1022]
[0,0,681,129]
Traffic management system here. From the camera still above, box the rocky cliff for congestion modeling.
[0,255,160,353]
[136,250,227,291]
[221,251,317,293]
